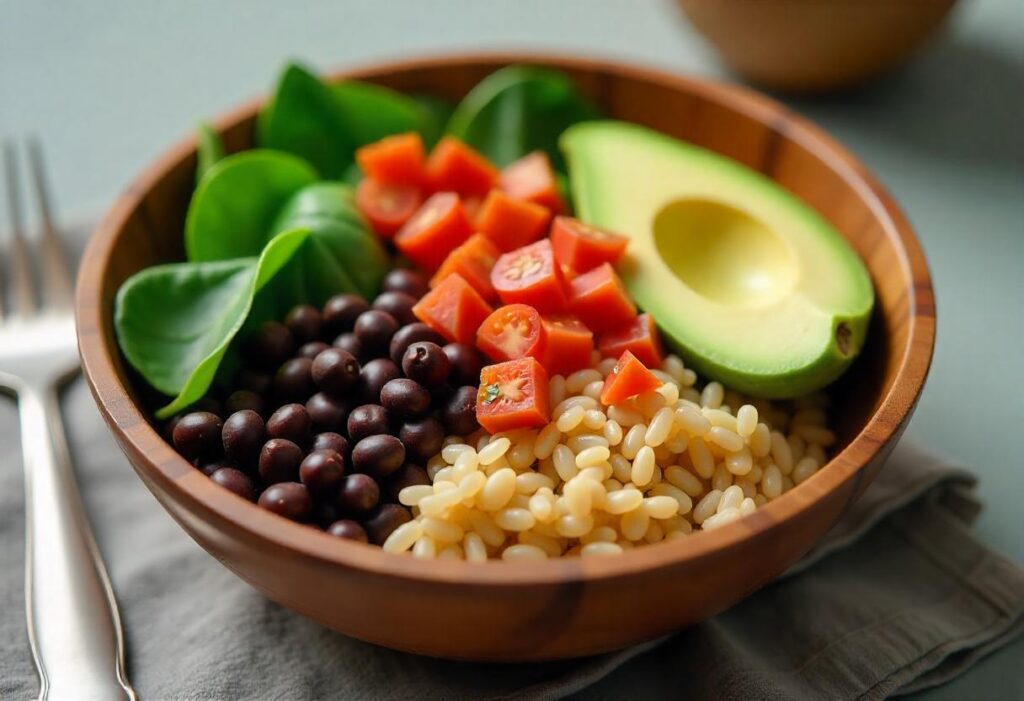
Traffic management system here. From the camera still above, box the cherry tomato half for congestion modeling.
[355,178,423,239]
[490,239,567,313]
[477,304,546,363]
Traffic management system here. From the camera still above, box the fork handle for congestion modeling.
[19,383,136,701]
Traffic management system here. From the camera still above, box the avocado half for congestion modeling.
[561,121,874,398]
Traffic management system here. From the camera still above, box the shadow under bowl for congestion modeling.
[75,53,934,661]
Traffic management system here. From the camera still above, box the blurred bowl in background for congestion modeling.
[677,0,959,92]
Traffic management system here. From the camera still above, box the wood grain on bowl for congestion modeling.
[75,54,934,660]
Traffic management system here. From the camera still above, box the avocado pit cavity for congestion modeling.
[653,198,797,308]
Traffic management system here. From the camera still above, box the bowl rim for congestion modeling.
[75,51,935,587]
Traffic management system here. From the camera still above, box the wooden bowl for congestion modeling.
[75,53,934,660]
[677,0,959,92]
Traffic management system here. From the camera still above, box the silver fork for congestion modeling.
[2,141,136,701]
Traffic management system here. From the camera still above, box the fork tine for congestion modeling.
[3,140,37,316]
[27,138,73,311]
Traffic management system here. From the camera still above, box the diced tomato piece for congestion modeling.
[490,239,567,313]
[476,189,552,252]
[412,273,493,344]
[395,192,474,271]
[355,178,423,239]
[430,233,501,303]
[477,357,550,432]
[500,151,565,214]
[540,314,594,376]
[462,196,483,225]
[550,216,629,272]
[477,304,546,363]
[567,263,636,333]
[600,351,662,406]
[425,137,498,198]
[597,313,664,367]
[355,132,426,187]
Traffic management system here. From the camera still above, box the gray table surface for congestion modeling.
[1,0,1021,698]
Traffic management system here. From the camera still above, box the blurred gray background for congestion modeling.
[1,0,1022,698]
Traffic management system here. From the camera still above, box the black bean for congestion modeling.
[385,463,430,502]
[347,404,392,443]
[372,291,418,326]
[323,294,370,337]
[297,341,330,361]
[442,386,480,436]
[274,357,316,403]
[163,415,181,443]
[210,467,256,501]
[380,378,431,420]
[199,458,233,477]
[266,403,312,445]
[336,473,380,517]
[402,341,450,388]
[358,358,400,404]
[238,369,272,396]
[312,500,344,528]
[363,504,412,545]
[222,410,265,466]
[250,321,295,368]
[311,347,360,396]
[225,390,265,417]
[351,434,406,479]
[354,310,398,357]
[326,519,369,542]
[258,482,312,521]
[382,268,429,299]
[258,438,303,485]
[444,343,485,387]
[285,304,322,343]
[299,449,346,495]
[190,397,223,418]
[332,332,363,360]
[312,432,351,462]
[172,412,223,460]
[388,323,446,365]
[398,417,445,462]
[306,392,350,433]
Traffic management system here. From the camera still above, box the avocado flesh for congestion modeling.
[561,121,874,398]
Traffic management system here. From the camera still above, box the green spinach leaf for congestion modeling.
[185,150,389,301]
[333,82,432,145]
[196,122,224,184]
[445,66,599,171]
[270,182,390,301]
[185,149,318,262]
[411,94,454,148]
[258,63,356,179]
[259,62,442,178]
[115,227,310,418]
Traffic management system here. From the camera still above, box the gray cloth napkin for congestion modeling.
[1,225,1022,700]
[1,380,1021,701]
